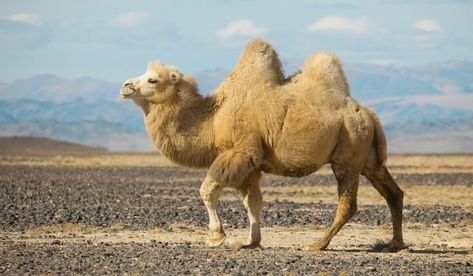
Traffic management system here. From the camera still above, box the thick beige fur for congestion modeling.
[120,39,404,252]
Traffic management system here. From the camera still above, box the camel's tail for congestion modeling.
[365,107,387,165]
[300,53,350,97]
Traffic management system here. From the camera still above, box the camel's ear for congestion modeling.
[169,69,182,85]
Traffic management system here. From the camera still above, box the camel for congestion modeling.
[119,39,405,252]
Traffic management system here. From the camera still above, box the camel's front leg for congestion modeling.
[202,150,258,248]
[200,176,226,247]
[238,171,263,249]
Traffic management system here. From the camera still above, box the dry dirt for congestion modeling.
[1,154,472,274]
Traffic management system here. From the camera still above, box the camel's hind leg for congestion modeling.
[200,176,226,247]
[305,164,359,251]
[237,171,263,249]
[362,165,405,252]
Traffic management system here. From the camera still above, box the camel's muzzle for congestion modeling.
[120,82,136,99]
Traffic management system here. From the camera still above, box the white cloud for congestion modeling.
[114,12,151,28]
[414,19,443,33]
[3,13,43,25]
[308,16,368,34]
[216,20,268,38]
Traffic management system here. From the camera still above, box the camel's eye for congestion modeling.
[148,79,158,84]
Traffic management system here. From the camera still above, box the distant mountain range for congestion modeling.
[0,136,106,156]
[1,60,472,153]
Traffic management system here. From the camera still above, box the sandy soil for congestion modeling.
[1,154,472,274]
[2,153,473,174]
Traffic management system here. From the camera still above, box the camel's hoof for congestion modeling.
[206,232,226,248]
[304,242,327,251]
[233,240,262,250]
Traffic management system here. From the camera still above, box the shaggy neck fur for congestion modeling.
[142,77,219,168]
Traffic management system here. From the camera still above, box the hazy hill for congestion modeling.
[0,136,107,156]
[0,99,144,130]
[0,77,150,151]
[0,60,472,153]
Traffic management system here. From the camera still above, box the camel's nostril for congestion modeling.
[124,82,133,87]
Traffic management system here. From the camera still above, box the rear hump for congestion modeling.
[301,53,350,97]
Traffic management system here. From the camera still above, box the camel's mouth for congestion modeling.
[120,87,136,99]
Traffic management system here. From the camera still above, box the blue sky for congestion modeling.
[0,0,472,83]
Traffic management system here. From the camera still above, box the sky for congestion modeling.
[0,0,472,83]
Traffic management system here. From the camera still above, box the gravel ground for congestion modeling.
[1,243,472,275]
[1,164,472,274]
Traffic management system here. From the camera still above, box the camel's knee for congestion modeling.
[388,188,404,210]
[243,191,263,212]
[388,177,404,205]
[347,199,358,219]
[338,198,357,221]
[348,201,358,219]
[244,174,262,204]
[199,177,221,202]
[397,188,404,203]
[389,182,404,202]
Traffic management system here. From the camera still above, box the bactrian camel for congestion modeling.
[120,39,405,252]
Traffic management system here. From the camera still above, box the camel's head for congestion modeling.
[120,61,182,104]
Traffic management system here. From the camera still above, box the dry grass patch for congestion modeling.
[0,153,175,167]
[2,154,473,173]
[25,223,87,237]
[261,184,473,207]
[387,155,473,174]
[110,221,125,231]
[170,223,203,234]
[23,221,128,238]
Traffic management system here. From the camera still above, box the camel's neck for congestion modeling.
[143,95,218,168]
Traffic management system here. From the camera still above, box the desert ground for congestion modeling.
[1,152,472,274]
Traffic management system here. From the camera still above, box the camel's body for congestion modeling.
[121,40,404,251]
[214,77,369,178]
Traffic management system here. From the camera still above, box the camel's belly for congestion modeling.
[261,135,335,177]
[261,161,321,177]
